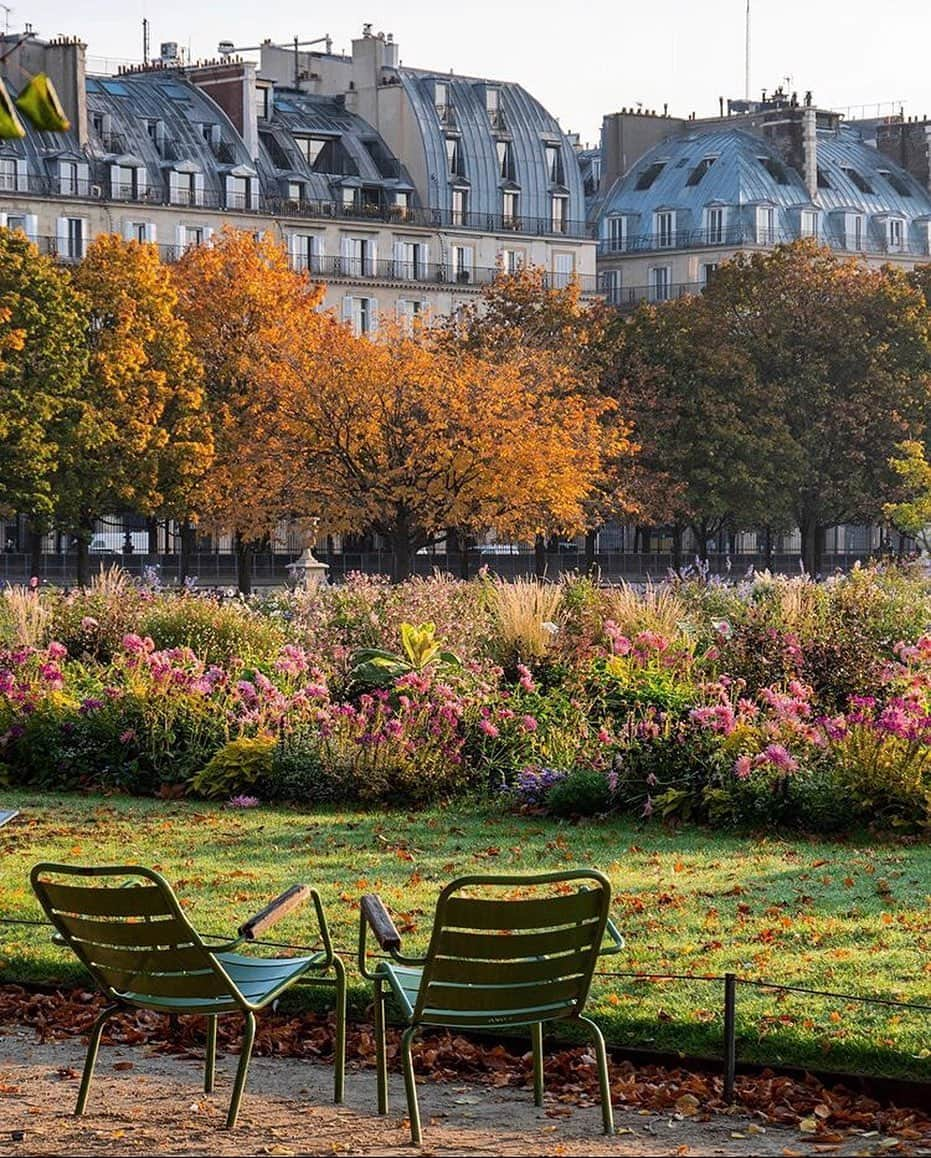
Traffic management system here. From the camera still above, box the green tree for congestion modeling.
[0,229,86,569]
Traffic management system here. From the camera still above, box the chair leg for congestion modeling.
[373,978,388,1115]
[400,1024,422,1146]
[226,1011,256,1129]
[333,956,347,1105]
[578,1016,614,1136]
[205,1015,218,1094]
[75,1004,120,1116]
[531,1022,544,1107]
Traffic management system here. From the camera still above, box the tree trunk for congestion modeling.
[671,524,684,572]
[179,521,197,587]
[584,528,597,574]
[637,525,651,555]
[390,525,414,584]
[75,517,93,588]
[235,532,253,597]
[799,514,822,577]
[146,517,159,556]
[28,520,44,579]
[534,534,547,579]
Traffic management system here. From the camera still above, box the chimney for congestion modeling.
[0,34,88,146]
[802,105,817,200]
[876,118,931,195]
[186,59,259,159]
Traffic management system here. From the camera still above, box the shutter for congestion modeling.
[340,235,353,274]
[175,224,186,257]
[24,213,38,241]
[14,157,26,192]
[77,163,89,194]
[0,212,6,228]
[368,240,377,277]
[396,298,406,321]
[122,219,136,241]
[145,223,157,244]
[287,232,302,269]
[169,170,182,203]
[311,232,324,273]
[249,178,259,210]
[110,164,123,198]
[203,226,214,242]
[368,297,379,333]
[194,173,204,206]
[224,175,234,208]
[56,216,69,252]
[393,240,405,278]
[341,294,353,323]
[418,243,430,279]
[136,165,149,197]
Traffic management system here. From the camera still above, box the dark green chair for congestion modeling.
[31,863,346,1128]
[358,868,624,1144]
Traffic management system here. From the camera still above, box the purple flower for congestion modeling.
[227,795,260,809]
[78,697,104,715]
[46,641,67,660]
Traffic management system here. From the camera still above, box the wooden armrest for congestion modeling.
[238,884,311,941]
[360,893,402,952]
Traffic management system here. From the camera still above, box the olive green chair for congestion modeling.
[358,868,624,1144]
[31,863,346,1128]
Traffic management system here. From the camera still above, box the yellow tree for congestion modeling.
[61,234,212,584]
[173,227,328,593]
[282,322,618,582]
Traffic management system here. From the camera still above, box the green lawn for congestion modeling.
[2,791,930,1081]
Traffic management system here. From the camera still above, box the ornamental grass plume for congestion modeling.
[601,580,687,641]
[0,584,51,648]
[488,576,564,663]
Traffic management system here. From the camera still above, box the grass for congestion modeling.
[2,791,931,1082]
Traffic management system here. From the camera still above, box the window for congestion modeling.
[887,217,905,251]
[396,241,428,280]
[605,215,626,251]
[817,167,832,189]
[552,252,574,288]
[500,248,523,275]
[343,237,376,277]
[352,296,374,335]
[452,244,473,282]
[58,217,85,260]
[497,140,513,181]
[296,136,327,167]
[393,190,411,218]
[59,160,80,196]
[879,169,912,197]
[451,186,468,227]
[227,175,250,210]
[287,181,304,204]
[446,136,463,177]
[756,205,776,243]
[545,143,563,184]
[172,170,199,206]
[486,86,501,127]
[702,262,719,288]
[111,164,143,200]
[602,268,622,306]
[290,233,323,273]
[551,194,568,233]
[184,226,204,250]
[146,119,166,156]
[759,156,789,184]
[649,266,671,302]
[800,210,818,238]
[635,161,666,191]
[845,213,864,251]
[91,111,105,135]
[842,167,873,194]
[126,221,148,242]
[705,206,725,245]
[686,156,717,186]
[398,298,425,331]
[0,158,16,191]
[502,190,520,228]
[434,81,448,107]
[655,210,675,248]
[255,85,270,120]
[5,214,26,233]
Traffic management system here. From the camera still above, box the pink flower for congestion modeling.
[119,729,136,744]
[734,754,753,780]
[80,617,99,632]
[46,641,67,660]
[478,718,500,739]
[755,744,798,773]
[520,714,538,733]
[516,663,536,692]
[597,727,613,744]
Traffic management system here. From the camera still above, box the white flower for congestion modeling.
[541,621,559,636]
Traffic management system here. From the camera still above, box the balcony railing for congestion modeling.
[602,280,706,312]
[0,173,592,239]
[23,234,600,291]
[598,222,931,259]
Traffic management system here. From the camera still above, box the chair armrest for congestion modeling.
[599,916,625,956]
[238,884,311,941]
[360,893,402,951]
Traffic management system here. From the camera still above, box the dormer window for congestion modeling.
[654,210,675,248]
[451,186,468,226]
[887,216,906,251]
[502,189,520,229]
[842,167,873,195]
[551,195,568,233]
[686,156,717,187]
[446,136,463,177]
[878,169,912,197]
[756,205,777,243]
[434,81,454,126]
[605,214,627,251]
[486,87,503,129]
[800,209,818,238]
[497,140,514,181]
[635,161,666,191]
[705,206,726,245]
[255,85,271,120]
[297,137,327,167]
[759,156,789,185]
[545,143,563,185]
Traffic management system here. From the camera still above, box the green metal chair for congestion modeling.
[31,863,347,1128]
[358,868,624,1145]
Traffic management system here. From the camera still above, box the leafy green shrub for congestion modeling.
[190,735,277,799]
[138,597,285,664]
[546,768,614,817]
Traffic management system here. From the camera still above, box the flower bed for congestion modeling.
[3,564,931,831]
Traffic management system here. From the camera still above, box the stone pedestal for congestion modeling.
[286,547,329,589]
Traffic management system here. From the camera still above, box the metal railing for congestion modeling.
[0,173,591,239]
[598,222,931,259]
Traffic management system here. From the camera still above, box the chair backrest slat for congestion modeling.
[415,871,611,1027]
[31,864,238,1007]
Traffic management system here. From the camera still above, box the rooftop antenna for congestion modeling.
[142,17,149,65]
[0,5,12,35]
[744,0,751,102]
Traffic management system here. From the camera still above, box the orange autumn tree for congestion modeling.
[173,228,329,593]
[283,321,615,582]
[62,234,212,585]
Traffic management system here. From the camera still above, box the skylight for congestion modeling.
[686,156,717,186]
[634,161,666,190]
